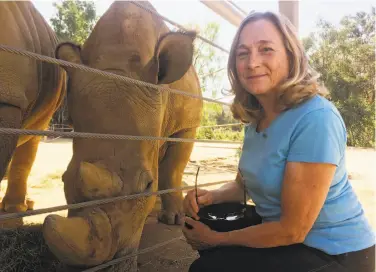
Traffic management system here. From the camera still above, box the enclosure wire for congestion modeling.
[80,236,186,272]
[0,4,242,269]
[0,127,243,144]
[129,1,230,54]
[0,179,231,221]
[0,44,231,107]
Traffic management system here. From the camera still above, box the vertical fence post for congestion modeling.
[278,0,299,31]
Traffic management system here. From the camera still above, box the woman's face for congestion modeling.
[235,19,290,97]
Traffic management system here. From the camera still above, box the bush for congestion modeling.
[196,127,245,141]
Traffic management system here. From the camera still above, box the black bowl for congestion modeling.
[186,202,261,233]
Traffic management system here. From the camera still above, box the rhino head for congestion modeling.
[42,2,198,270]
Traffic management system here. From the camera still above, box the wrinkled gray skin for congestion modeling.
[0,1,66,213]
[42,1,202,271]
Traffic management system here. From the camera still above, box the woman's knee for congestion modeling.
[188,251,228,272]
[188,257,207,272]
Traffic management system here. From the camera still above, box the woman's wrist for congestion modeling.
[214,230,231,246]
[212,181,245,204]
[210,189,222,205]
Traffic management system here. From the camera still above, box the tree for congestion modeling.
[180,22,234,100]
[183,23,223,126]
[302,8,375,147]
[181,22,241,140]
[187,22,227,99]
[49,0,99,126]
[50,0,98,44]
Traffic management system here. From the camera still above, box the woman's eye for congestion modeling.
[237,52,248,58]
[129,54,141,63]
[261,47,273,52]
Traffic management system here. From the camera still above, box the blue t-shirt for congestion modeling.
[238,95,375,255]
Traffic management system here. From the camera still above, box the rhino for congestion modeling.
[0,1,66,212]
[42,1,203,270]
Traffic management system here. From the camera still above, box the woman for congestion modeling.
[182,11,375,272]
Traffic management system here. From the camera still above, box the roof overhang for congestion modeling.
[199,1,245,27]
[200,1,299,30]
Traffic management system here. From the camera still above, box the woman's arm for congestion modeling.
[211,172,247,204]
[183,109,344,250]
[215,109,345,248]
[216,161,336,248]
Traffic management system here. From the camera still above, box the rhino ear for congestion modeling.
[153,31,196,84]
[55,42,83,74]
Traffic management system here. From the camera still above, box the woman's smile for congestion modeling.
[246,74,267,80]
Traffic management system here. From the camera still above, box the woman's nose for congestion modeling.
[247,53,261,69]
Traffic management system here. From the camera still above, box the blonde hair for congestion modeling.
[227,11,328,124]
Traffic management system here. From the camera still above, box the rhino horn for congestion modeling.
[79,161,122,199]
[42,209,113,266]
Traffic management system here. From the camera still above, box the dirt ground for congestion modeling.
[0,138,375,271]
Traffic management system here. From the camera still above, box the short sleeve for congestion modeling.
[244,124,250,135]
[287,109,346,166]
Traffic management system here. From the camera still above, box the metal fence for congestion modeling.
[0,1,245,271]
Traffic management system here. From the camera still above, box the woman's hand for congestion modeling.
[183,188,213,220]
[182,216,223,250]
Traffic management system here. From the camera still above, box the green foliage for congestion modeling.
[201,103,239,127]
[50,0,99,126]
[50,0,98,44]
[200,103,223,126]
[196,126,244,141]
[183,21,242,141]
[195,103,243,141]
[303,8,375,147]
[184,22,227,98]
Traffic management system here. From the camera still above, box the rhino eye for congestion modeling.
[145,181,153,191]
[67,78,72,93]
[129,54,141,63]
